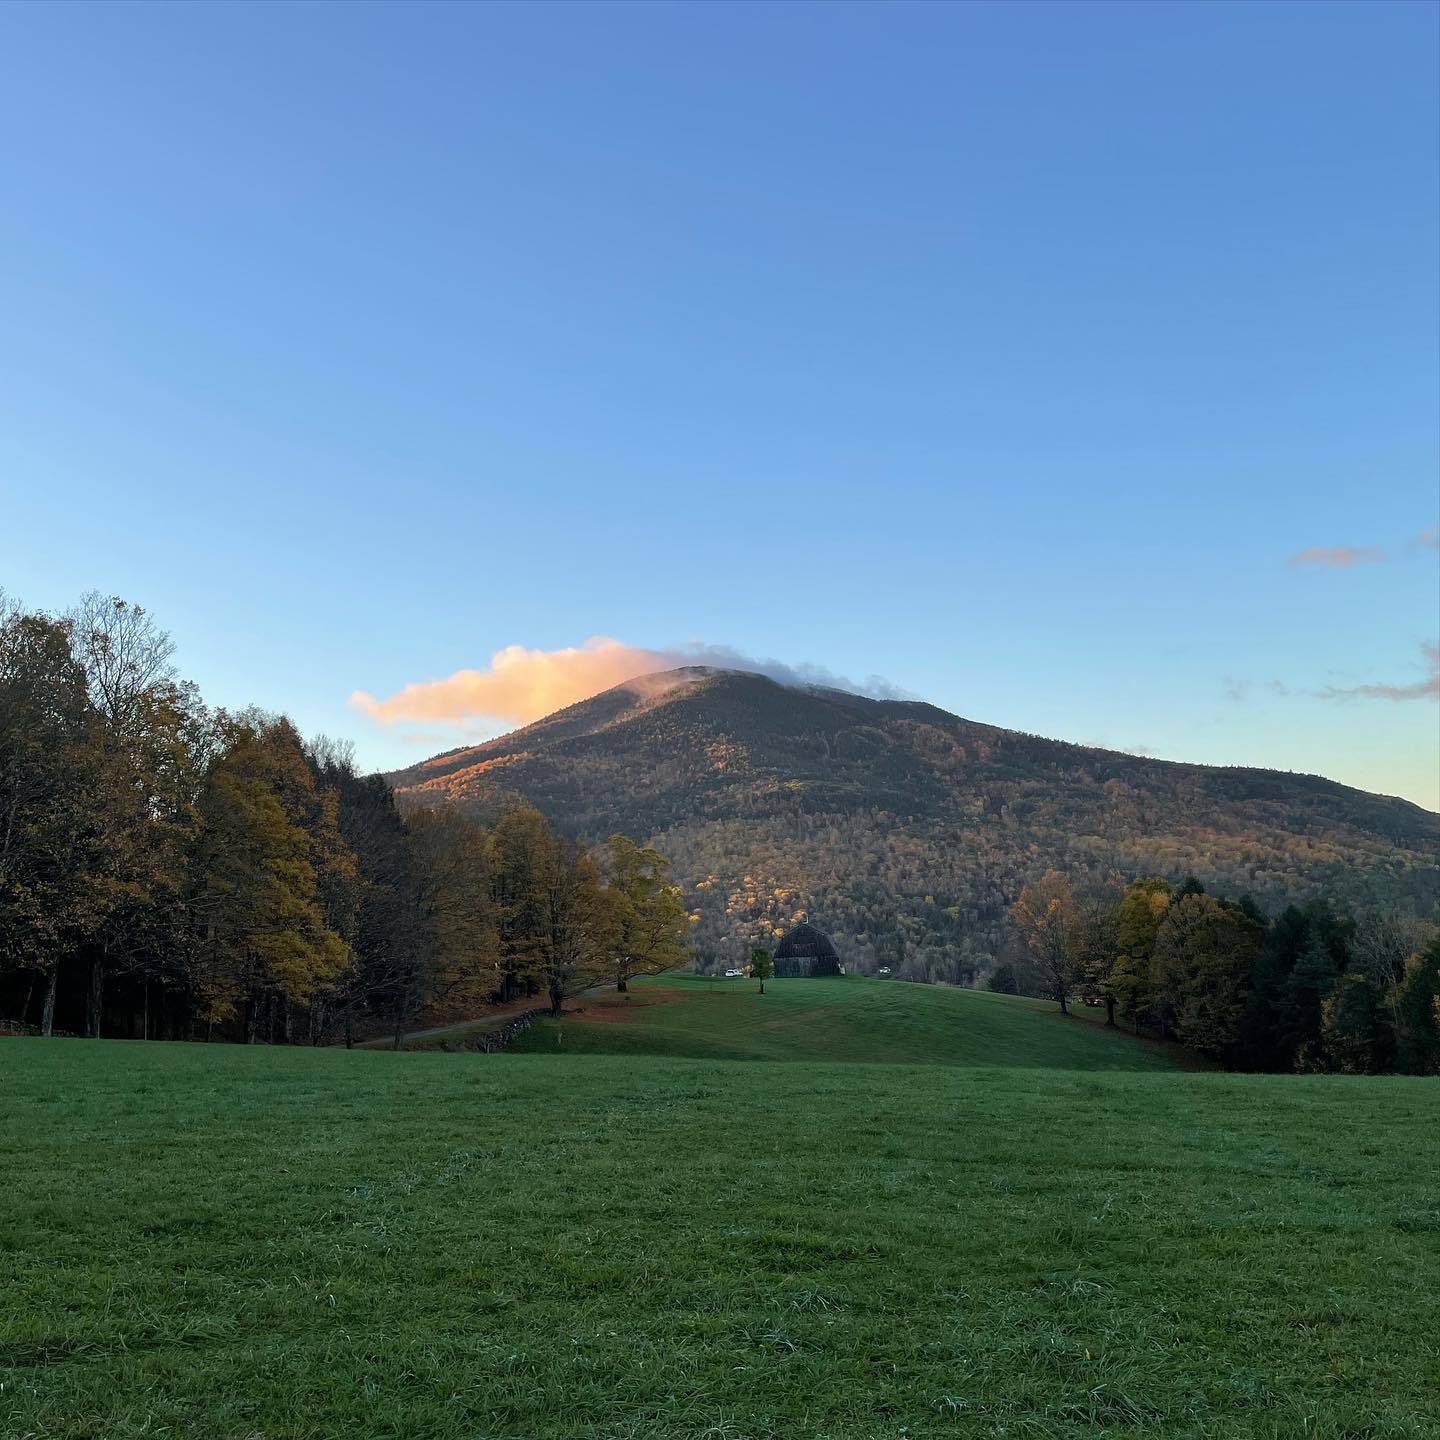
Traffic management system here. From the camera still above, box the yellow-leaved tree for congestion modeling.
[189,715,353,1041]
[602,834,692,993]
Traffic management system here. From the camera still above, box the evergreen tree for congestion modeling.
[1394,938,1440,1075]
[1321,971,1390,1074]
[986,962,1019,995]
[1283,933,1339,1070]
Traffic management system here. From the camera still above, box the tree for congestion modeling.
[1108,877,1171,1034]
[1011,871,1077,1014]
[303,739,416,1045]
[0,605,109,1034]
[1106,951,1154,1035]
[1351,911,1435,992]
[1240,902,1309,1070]
[541,842,615,1017]
[751,946,773,995]
[1113,876,1171,957]
[5,590,703,1048]
[1321,971,1390,1074]
[69,595,209,1038]
[1067,890,1119,1023]
[1394,937,1440,1075]
[602,835,692,992]
[1282,933,1339,1070]
[400,805,496,1045]
[986,962,1019,995]
[188,716,353,1041]
[1150,894,1261,1061]
[489,805,556,1004]
[69,593,176,741]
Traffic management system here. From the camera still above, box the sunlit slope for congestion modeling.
[511,975,1185,1070]
[389,669,1440,971]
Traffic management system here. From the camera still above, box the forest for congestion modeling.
[0,593,690,1046]
[6,593,1437,1074]
[1002,868,1440,1075]
[387,668,1440,985]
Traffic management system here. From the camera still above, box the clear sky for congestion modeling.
[2,1,1437,807]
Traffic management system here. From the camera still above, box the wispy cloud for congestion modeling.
[1288,545,1386,568]
[351,638,902,730]
[1315,643,1440,703]
[1418,527,1439,551]
[1224,677,1291,703]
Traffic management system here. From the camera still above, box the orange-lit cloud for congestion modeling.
[1418,528,1439,551]
[351,639,899,730]
[1288,545,1386,568]
[351,638,676,728]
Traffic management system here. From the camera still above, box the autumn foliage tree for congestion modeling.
[188,715,353,1041]
[397,805,497,1045]
[602,835,692,993]
[1150,893,1261,1060]
[0,602,109,1034]
[1105,876,1171,1034]
[1005,861,1438,1075]
[1010,870,1077,1014]
[0,592,688,1046]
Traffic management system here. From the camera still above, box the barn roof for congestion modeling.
[774,923,839,962]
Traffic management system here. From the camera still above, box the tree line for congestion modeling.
[0,593,691,1046]
[1002,870,1440,1074]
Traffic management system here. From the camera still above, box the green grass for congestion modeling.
[2,987,1437,1438]
[511,974,1191,1069]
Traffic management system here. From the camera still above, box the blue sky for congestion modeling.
[2,1,1436,806]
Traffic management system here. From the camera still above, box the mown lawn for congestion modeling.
[2,992,1437,1439]
[510,975,1191,1069]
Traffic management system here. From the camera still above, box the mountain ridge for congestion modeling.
[388,668,1439,976]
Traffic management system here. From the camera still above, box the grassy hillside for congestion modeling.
[511,974,1188,1069]
[4,1008,1437,1437]
[389,669,1440,979]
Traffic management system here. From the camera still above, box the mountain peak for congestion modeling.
[388,671,1437,976]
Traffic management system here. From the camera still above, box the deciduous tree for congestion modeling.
[1151,894,1261,1060]
[751,946,773,994]
[1011,871,1076,1014]
[603,835,692,992]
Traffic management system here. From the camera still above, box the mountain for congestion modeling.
[387,668,1440,979]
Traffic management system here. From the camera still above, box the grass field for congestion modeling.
[509,974,1194,1069]
[3,979,1438,1439]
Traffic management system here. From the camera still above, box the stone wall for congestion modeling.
[465,1007,551,1053]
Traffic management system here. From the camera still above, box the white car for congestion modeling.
[877,967,892,975]
[723,968,743,977]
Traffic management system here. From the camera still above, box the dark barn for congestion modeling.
[773,923,843,978]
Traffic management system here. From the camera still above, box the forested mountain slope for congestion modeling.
[388,668,1439,978]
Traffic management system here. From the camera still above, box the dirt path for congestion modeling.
[356,986,610,1050]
